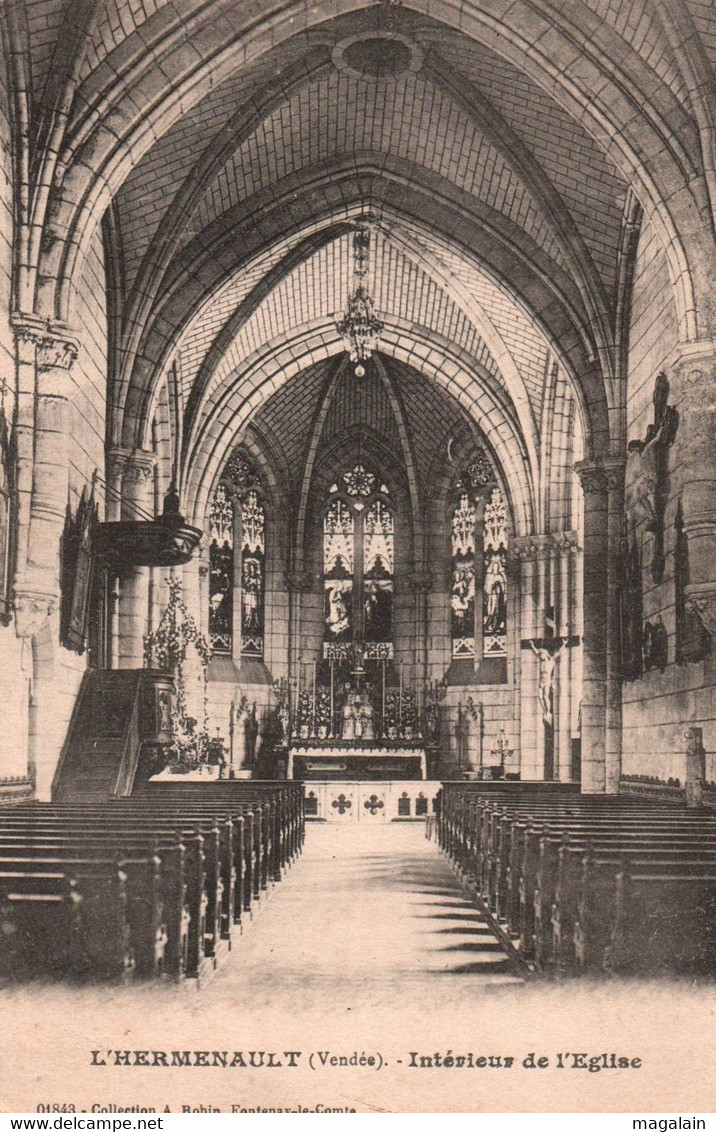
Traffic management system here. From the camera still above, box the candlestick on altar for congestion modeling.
[229,699,235,778]
[381,659,386,734]
[290,676,298,738]
[329,659,335,738]
[311,660,317,738]
[398,663,403,730]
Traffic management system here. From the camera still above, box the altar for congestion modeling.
[278,656,438,780]
[287,743,426,781]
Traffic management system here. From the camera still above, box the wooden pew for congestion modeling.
[0,829,197,978]
[0,813,225,966]
[0,875,83,978]
[0,781,303,986]
[605,868,716,975]
[550,843,716,972]
[437,783,716,978]
[0,848,164,978]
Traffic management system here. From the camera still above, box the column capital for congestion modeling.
[511,536,537,562]
[574,459,609,494]
[668,341,716,407]
[12,315,79,373]
[12,587,56,639]
[116,447,157,485]
[601,456,626,490]
[551,530,581,554]
[669,337,716,377]
[685,583,716,637]
[511,535,551,561]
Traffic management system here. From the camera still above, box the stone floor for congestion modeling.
[201,821,523,1015]
[1,823,715,1112]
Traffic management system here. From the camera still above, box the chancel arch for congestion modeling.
[2,0,716,826]
[5,0,716,1019]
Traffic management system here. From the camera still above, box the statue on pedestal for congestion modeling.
[341,689,375,741]
[341,691,357,741]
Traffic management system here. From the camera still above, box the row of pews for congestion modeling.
[0,781,304,983]
[438,782,716,977]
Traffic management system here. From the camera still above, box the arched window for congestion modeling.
[483,487,508,657]
[323,463,394,660]
[209,483,234,654]
[450,477,508,661]
[450,489,476,659]
[208,458,266,659]
[240,488,265,658]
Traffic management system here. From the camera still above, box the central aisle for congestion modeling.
[203,821,524,1013]
[3,821,715,1112]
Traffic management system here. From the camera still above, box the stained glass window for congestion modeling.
[343,464,375,497]
[322,467,394,660]
[241,489,265,658]
[209,483,234,654]
[209,473,266,659]
[323,498,354,659]
[451,490,476,658]
[451,478,508,660]
[363,498,394,654]
[483,487,508,657]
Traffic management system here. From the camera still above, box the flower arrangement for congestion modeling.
[383,691,400,738]
[315,687,332,737]
[401,691,418,737]
[295,690,314,738]
[144,577,212,772]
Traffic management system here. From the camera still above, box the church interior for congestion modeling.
[1,0,716,1007]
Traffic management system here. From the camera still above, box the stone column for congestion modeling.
[411,571,430,693]
[11,320,79,800]
[554,532,580,781]
[106,447,132,522]
[106,449,131,669]
[672,343,716,638]
[13,321,78,610]
[575,461,609,793]
[513,539,541,779]
[286,569,314,725]
[534,536,550,776]
[117,449,156,668]
[180,556,206,728]
[684,726,706,809]
[604,458,625,794]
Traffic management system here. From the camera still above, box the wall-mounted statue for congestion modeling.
[624,372,678,582]
[642,616,668,674]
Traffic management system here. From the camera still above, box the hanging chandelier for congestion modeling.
[336,224,384,377]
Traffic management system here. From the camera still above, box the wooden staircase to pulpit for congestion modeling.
[52,669,174,802]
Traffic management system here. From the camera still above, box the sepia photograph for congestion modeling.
[0,0,714,1116]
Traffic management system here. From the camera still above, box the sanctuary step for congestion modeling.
[303,780,440,822]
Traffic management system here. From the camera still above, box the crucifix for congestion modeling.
[624,372,678,583]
